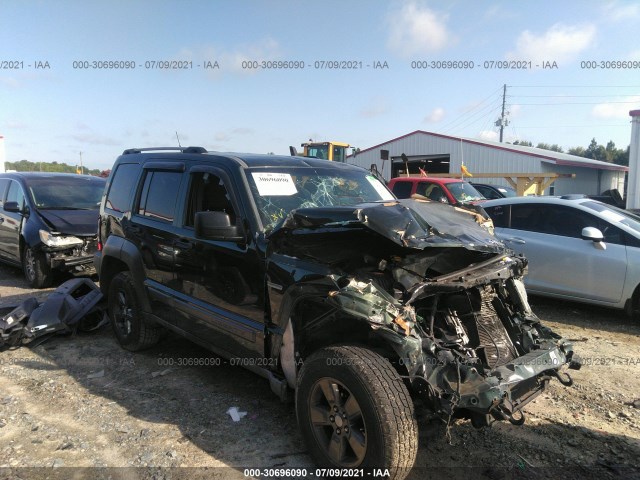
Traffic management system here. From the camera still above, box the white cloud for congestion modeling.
[628,49,640,60]
[483,4,517,21]
[603,1,640,21]
[187,40,280,78]
[360,98,389,118]
[0,77,21,88]
[71,133,119,146]
[506,104,522,119]
[387,2,452,57]
[222,37,281,74]
[4,121,27,130]
[477,130,499,142]
[507,23,596,63]
[591,96,640,119]
[214,128,254,142]
[231,128,253,135]
[424,107,445,123]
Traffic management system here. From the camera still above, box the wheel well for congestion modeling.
[99,257,129,295]
[627,283,640,320]
[290,298,401,368]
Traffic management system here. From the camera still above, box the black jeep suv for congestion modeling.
[95,147,580,478]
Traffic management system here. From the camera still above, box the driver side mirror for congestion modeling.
[195,211,245,243]
[4,201,26,214]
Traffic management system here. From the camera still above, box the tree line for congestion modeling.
[5,159,103,175]
[510,139,630,166]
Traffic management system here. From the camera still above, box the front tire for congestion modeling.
[23,246,52,289]
[108,271,162,351]
[296,346,418,479]
[630,287,640,322]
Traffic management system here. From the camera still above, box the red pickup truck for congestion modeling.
[388,177,486,205]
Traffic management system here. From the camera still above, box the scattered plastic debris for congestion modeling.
[151,368,172,378]
[87,370,105,379]
[0,278,105,350]
[226,406,247,422]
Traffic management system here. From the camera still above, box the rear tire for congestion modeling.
[108,271,162,350]
[296,346,418,480]
[23,246,52,289]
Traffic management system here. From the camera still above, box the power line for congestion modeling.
[508,94,640,98]
[511,124,628,128]
[509,85,640,88]
[441,104,502,135]
[436,85,503,132]
[510,101,640,105]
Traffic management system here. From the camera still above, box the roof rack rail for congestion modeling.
[122,146,207,155]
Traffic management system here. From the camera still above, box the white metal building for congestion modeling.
[348,130,628,196]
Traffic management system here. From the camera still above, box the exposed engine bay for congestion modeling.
[270,199,581,427]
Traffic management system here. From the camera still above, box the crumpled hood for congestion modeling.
[271,199,506,253]
[37,209,99,236]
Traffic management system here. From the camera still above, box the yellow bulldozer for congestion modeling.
[289,140,350,162]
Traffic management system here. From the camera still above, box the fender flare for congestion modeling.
[99,235,151,312]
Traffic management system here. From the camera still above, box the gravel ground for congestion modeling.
[0,263,639,480]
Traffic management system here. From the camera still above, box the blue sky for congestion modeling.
[1,0,639,170]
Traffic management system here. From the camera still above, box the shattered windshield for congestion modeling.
[447,182,485,203]
[247,167,395,232]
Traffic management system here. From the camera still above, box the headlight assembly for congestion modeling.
[39,230,83,248]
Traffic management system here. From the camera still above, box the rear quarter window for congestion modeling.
[105,163,141,213]
[483,204,510,228]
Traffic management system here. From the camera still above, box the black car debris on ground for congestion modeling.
[0,173,106,288]
[92,147,580,479]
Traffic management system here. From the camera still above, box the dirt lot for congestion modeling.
[0,263,639,480]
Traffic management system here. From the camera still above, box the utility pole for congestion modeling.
[495,84,509,143]
[79,151,83,174]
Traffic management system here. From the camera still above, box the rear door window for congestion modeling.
[138,171,183,223]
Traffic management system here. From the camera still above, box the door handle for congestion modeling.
[506,237,526,245]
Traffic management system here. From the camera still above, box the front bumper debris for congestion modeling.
[46,236,98,272]
[0,278,106,350]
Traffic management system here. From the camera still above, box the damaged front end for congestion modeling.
[270,199,581,427]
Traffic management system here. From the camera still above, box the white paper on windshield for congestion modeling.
[599,209,625,223]
[252,172,298,196]
[366,175,394,201]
